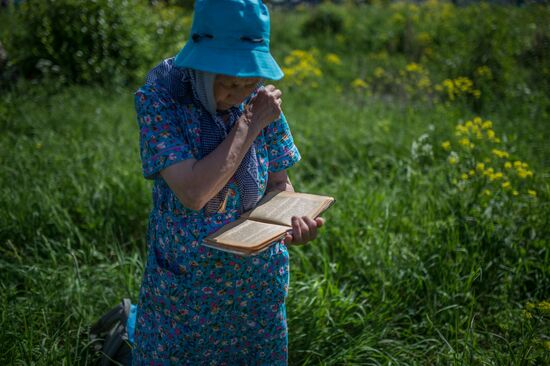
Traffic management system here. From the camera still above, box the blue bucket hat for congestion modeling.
[173,0,284,80]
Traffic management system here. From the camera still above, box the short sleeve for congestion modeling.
[263,112,301,172]
[134,84,195,180]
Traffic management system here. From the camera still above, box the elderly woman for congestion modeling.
[131,0,324,364]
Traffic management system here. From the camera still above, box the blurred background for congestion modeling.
[1,0,549,364]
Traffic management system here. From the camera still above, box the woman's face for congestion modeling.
[213,75,261,111]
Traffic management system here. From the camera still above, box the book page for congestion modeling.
[249,190,335,227]
[207,219,289,250]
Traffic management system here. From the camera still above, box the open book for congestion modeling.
[203,190,335,256]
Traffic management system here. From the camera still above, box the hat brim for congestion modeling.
[173,41,284,81]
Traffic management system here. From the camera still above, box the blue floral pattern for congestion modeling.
[132,80,301,365]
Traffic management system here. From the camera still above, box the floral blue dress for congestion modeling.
[132,69,301,365]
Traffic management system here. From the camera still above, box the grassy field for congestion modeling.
[1,1,549,365]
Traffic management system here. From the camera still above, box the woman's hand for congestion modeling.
[244,85,282,131]
[284,216,325,246]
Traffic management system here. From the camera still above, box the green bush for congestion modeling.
[7,0,156,85]
[301,3,345,37]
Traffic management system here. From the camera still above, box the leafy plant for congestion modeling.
[7,0,155,85]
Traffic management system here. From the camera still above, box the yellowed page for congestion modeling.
[207,219,288,250]
[249,190,335,227]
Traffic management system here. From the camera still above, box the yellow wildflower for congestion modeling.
[469,170,475,176]
[481,120,493,129]
[537,301,550,312]
[416,32,431,44]
[512,190,519,196]
[282,49,322,86]
[473,116,482,125]
[514,161,522,168]
[483,189,492,196]
[518,170,529,179]
[486,130,496,140]
[352,78,368,89]
[459,138,471,146]
[391,13,406,24]
[455,124,468,135]
[504,162,512,169]
[406,63,421,73]
[461,173,469,180]
[502,181,511,189]
[325,53,342,65]
[475,66,492,78]
[374,67,385,78]
[448,152,459,165]
[492,149,510,159]
[528,190,537,197]
[490,172,503,181]
[441,141,451,150]
[476,162,485,171]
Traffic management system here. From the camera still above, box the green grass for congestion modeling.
[1,78,548,364]
[1,2,550,365]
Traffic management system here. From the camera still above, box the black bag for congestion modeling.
[89,298,133,366]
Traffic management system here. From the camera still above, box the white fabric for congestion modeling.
[185,68,218,116]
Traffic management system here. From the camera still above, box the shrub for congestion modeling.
[301,3,345,37]
[7,0,156,85]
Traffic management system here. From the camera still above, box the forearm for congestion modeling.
[190,117,260,205]
[266,170,294,193]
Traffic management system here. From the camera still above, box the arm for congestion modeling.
[160,116,259,210]
[160,86,282,211]
[266,169,294,193]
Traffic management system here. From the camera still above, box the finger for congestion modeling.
[303,216,318,240]
[315,217,325,228]
[291,216,302,244]
[271,89,282,99]
[284,233,293,245]
[264,84,276,92]
[297,217,310,243]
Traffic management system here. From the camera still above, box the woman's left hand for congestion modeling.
[284,216,325,246]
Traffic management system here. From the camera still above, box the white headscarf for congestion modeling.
[184,69,218,116]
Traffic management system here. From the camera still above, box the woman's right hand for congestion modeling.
[244,85,282,131]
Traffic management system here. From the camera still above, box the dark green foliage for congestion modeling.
[301,3,345,36]
[6,0,155,85]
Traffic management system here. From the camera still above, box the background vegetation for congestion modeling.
[1,0,549,364]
